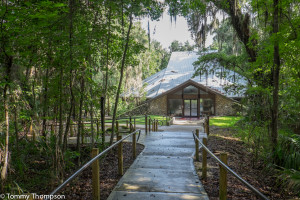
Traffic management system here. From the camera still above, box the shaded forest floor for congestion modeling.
[194,126,298,200]
[58,142,144,200]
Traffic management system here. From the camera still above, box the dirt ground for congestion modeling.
[59,142,144,200]
[194,126,298,200]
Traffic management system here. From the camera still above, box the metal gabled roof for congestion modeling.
[143,51,246,99]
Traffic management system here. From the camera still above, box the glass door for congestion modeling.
[184,99,198,117]
[184,100,191,116]
[191,100,198,116]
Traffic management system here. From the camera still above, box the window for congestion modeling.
[199,89,208,94]
[174,89,182,95]
[200,98,214,115]
[183,85,198,94]
[168,99,182,116]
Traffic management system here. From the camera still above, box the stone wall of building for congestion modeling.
[215,95,237,116]
[148,95,168,115]
[122,94,238,117]
[119,95,167,117]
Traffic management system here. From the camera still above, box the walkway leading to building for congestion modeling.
[107,125,209,200]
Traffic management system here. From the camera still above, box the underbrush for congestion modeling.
[211,116,300,197]
[3,136,108,195]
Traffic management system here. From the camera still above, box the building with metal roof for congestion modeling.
[127,51,246,117]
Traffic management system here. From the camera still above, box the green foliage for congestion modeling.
[274,134,300,170]
[0,0,166,193]
[169,40,195,52]
[64,150,80,170]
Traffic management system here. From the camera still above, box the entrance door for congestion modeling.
[184,99,198,117]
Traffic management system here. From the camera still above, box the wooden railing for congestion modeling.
[193,124,269,200]
[46,129,141,200]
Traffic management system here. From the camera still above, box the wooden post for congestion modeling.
[156,120,158,131]
[206,116,210,136]
[148,119,151,132]
[117,135,123,175]
[219,153,228,200]
[152,120,155,132]
[195,129,200,161]
[132,132,136,159]
[165,116,167,126]
[91,148,100,200]
[202,137,207,179]
[145,115,148,134]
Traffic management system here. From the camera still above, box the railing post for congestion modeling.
[165,116,167,126]
[91,148,100,200]
[148,119,151,132]
[202,137,207,179]
[156,120,158,131]
[132,132,136,159]
[219,153,228,200]
[152,120,154,132]
[117,135,123,175]
[195,129,200,161]
[205,115,210,136]
[145,115,148,134]
[126,120,129,129]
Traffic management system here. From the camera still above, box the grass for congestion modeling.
[209,116,242,128]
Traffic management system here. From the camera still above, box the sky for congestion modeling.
[140,10,213,50]
[140,10,195,50]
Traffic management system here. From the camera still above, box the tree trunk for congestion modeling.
[58,65,64,148]
[63,0,75,152]
[110,14,133,144]
[103,6,112,122]
[77,77,85,151]
[100,97,105,145]
[1,55,12,187]
[90,102,94,146]
[41,67,49,138]
[13,101,19,150]
[271,0,280,151]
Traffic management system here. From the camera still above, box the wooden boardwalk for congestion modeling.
[107,125,208,200]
